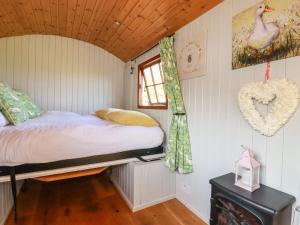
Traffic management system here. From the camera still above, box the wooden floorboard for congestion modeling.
[5,174,206,225]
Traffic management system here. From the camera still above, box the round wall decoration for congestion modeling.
[178,42,202,74]
[238,79,300,137]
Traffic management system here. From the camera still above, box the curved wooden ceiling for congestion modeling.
[0,0,222,61]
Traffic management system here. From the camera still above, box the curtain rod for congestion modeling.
[131,34,175,62]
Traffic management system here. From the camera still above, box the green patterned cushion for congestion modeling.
[14,90,42,119]
[0,83,29,125]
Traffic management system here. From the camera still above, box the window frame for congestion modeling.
[137,55,168,110]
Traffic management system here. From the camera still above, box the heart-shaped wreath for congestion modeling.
[238,79,300,137]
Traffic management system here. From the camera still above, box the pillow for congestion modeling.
[0,82,29,125]
[13,90,42,119]
[106,110,159,127]
[0,112,9,126]
[95,108,120,120]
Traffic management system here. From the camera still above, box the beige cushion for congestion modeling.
[106,110,159,127]
[95,108,120,120]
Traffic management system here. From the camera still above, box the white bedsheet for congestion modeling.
[0,111,164,166]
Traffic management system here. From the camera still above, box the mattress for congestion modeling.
[0,111,164,166]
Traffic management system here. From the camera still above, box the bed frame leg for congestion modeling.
[9,167,17,222]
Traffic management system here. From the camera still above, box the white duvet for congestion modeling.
[0,111,164,166]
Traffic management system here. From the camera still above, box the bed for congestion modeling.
[0,111,165,219]
[0,111,164,167]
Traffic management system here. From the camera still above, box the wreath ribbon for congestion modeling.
[265,62,271,81]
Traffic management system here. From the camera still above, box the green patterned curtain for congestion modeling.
[159,37,193,174]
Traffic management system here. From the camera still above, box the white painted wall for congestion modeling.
[124,48,171,134]
[0,34,125,225]
[124,0,300,223]
[0,183,13,225]
[0,35,125,114]
[0,182,22,225]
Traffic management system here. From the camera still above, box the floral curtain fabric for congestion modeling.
[159,37,193,174]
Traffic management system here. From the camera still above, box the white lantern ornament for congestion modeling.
[235,146,261,192]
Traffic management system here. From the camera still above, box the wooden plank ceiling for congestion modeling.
[0,0,223,61]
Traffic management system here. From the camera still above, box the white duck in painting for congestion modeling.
[248,3,280,51]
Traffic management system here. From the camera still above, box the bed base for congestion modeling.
[33,167,109,182]
[1,146,164,222]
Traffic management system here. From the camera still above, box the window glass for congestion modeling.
[155,84,166,103]
[152,64,162,84]
[142,79,150,106]
[138,55,167,109]
[148,86,158,104]
[160,64,164,82]
[143,68,153,86]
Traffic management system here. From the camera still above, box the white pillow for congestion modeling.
[0,112,9,126]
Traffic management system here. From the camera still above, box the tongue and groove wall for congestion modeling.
[0,34,125,225]
[124,0,300,222]
[0,34,125,114]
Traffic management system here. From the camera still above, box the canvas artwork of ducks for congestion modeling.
[248,3,280,51]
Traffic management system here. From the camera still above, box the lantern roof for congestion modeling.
[236,149,260,169]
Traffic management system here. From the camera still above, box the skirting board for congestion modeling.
[111,177,175,212]
[175,196,209,224]
[132,195,176,212]
[111,177,134,210]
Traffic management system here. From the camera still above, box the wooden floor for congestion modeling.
[5,174,206,225]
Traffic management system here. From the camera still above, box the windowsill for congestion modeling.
[137,105,168,110]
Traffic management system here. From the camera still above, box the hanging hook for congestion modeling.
[130,60,134,75]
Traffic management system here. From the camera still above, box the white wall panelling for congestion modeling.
[0,183,12,225]
[0,35,125,114]
[0,1,300,224]
[123,46,171,134]
[0,182,22,225]
[0,34,125,224]
[124,0,300,223]
[110,160,176,212]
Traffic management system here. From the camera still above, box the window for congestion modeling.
[138,55,167,109]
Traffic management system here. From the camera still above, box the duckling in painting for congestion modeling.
[247,3,280,52]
